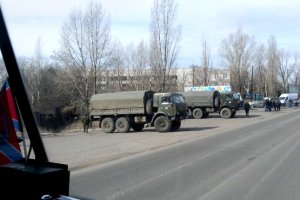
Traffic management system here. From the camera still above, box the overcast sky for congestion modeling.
[1,0,300,67]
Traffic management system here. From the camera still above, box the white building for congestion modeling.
[172,66,231,89]
[100,66,231,91]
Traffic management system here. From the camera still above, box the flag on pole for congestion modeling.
[0,79,23,165]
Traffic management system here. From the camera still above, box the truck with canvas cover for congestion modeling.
[179,90,241,119]
[89,90,187,133]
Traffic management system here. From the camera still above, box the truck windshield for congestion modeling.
[161,96,172,104]
[172,94,185,104]
[224,94,234,100]
[233,93,240,100]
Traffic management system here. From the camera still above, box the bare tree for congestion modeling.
[85,0,113,94]
[149,0,182,92]
[277,49,294,93]
[220,27,256,93]
[55,65,83,115]
[192,40,213,86]
[253,44,267,96]
[125,41,150,91]
[265,36,280,97]
[24,39,45,112]
[200,40,212,86]
[109,42,126,91]
[58,0,112,113]
[291,55,300,88]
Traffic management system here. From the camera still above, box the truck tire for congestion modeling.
[115,117,131,133]
[213,91,220,108]
[192,108,204,119]
[101,117,115,133]
[146,99,153,115]
[214,96,220,108]
[131,123,144,132]
[171,120,181,131]
[220,108,231,119]
[154,116,171,132]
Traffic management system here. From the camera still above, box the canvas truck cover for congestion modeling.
[179,91,220,107]
[90,90,154,115]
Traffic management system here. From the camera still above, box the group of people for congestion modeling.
[243,98,282,118]
[264,99,281,112]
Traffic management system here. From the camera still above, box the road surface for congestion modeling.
[69,109,300,200]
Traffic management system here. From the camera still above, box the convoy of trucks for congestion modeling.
[89,90,187,133]
[89,89,242,134]
[88,88,300,132]
[179,90,241,119]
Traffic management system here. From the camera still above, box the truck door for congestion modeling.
[160,96,176,116]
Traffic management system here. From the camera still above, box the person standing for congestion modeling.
[277,101,281,111]
[82,114,90,133]
[244,102,250,117]
[264,99,268,112]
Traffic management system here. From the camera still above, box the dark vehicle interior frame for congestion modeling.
[0,7,71,199]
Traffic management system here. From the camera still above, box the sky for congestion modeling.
[1,0,300,67]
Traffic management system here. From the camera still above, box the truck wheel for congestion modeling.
[214,96,220,108]
[220,108,231,119]
[171,120,181,131]
[131,123,144,132]
[146,99,153,115]
[154,116,171,132]
[101,117,115,133]
[115,117,131,133]
[192,108,203,119]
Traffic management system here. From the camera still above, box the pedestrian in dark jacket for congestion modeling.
[244,102,250,117]
[277,101,281,111]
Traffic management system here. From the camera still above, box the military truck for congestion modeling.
[89,90,187,133]
[179,90,241,119]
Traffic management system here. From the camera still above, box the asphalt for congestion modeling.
[21,106,298,171]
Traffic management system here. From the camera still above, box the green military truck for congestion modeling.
[179,90,241,119]
[89,90,187,133]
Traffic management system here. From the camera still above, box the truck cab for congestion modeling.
[150,92,187,132]
[218,92,241,118]
[220,92,241,109]
[153,92,187,118]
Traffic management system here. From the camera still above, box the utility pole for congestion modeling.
[192,65,195,86]
[251,65,254,100]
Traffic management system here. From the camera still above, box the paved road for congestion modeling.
[69,108,300,200]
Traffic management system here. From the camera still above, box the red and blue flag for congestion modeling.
[0,79,22,165]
